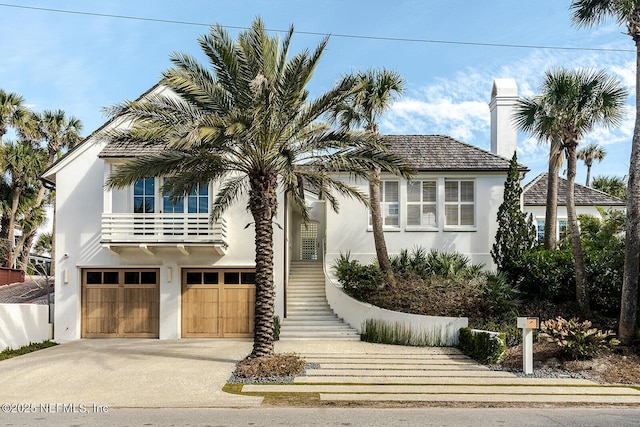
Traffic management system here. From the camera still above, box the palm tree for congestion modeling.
[329,68,406,286]
[514,100,565,250]
[105,18,410,358]
[1,140,46,267]
[577,142,607,186]
[517,69,627,312]
[0,89,26,145]
[592,174,627,199]
[571,0,640,347]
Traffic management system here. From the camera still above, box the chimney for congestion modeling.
[489,78,518,158]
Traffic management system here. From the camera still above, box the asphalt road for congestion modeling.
[1,407,639,427]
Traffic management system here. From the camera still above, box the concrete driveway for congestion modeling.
[0,339,263,408]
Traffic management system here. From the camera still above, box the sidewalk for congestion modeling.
[239,340,640,405]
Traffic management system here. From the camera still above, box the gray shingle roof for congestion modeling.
[99,140,165,158]
[99,133,520,172]
[523,172,626,206]
[383,135,521,172]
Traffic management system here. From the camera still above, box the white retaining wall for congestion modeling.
[324,269,468,346]
[0,304,53,351]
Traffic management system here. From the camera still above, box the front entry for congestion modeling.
[82,268,160,338]
[181,268,256,338]
[300,222,319,261]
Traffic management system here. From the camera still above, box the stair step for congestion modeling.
[285,315,340,321]
[281,325,356,331]
[288,302,332,308]
[282,320,347,327]
[283,262,359,340]
[279,332,361,339]
[287,310,334,314]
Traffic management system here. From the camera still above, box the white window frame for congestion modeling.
[406,179,438,230]
[130,178,210,214]
[444,179,476,229]
[369,180,400,230]
[536,217,569,240]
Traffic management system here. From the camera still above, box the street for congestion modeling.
[2,407,639,427]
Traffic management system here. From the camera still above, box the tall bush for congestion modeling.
[491,153,537,283]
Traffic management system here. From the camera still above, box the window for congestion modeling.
[134,178,155,213]
[559,219,568,236]
[162,179,184,214]
[188,183,209,214]
[536,218,569,240]
[407,180,437,227]
[378,181,399,227]
[444,179,475,227]
[162,180,209,214]
[537,219,545,241]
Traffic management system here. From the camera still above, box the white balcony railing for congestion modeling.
[101,213,228,247]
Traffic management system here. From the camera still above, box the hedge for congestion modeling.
[458,327,506,364]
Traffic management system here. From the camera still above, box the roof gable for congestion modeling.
[523,172,626,207]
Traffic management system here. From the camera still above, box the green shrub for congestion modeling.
[481,272,521,317]
[539,317,619,360]
[458,327,506,364]
[333,252,382,299]
[518,249,575,302]
[580,213,625,316]
[360,319,451,346]
[390,247,483,279]
[471,317,523,347]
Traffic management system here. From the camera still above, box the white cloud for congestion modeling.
[378,43,635,181]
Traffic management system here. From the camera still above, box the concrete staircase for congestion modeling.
[279,261,360,341]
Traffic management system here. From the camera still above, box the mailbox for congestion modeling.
[517,317,539,375]
[517,317,539,329]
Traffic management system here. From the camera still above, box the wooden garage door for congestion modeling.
[181,269,255,338]
[82,269,159,338]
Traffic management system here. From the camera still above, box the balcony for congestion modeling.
[101,213,228,255]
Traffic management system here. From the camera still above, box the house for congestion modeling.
[326,79,522,268]
[42,79,521,342]
[523,172,626,241]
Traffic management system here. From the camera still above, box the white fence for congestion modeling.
[0,304,53,351]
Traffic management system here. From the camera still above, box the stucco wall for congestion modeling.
[525,205,623,223]
[325,172,506,270]
[324,269,467,346]
[0,304,52,351]
[52,127,286,341]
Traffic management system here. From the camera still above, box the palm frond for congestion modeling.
[211,176,248,221]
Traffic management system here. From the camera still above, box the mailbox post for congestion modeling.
[517,317,539,375]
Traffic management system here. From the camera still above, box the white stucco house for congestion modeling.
[42,79,522,342]
[523,172,626,241]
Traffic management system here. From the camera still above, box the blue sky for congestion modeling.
[0,1,635,185]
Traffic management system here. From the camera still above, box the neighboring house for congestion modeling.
[42,79,521,342]
[523,172,626,241]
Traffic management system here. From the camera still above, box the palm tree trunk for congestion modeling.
[6,186,22,268]
[619,40,640,345]
[585,164,592,187]
[0,213,8,239]
[249,172,278,358]
[369,168,395,287]
[17,228,36,271]
[565,143,589,312]
[544,141,562,250]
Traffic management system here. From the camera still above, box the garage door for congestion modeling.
[82,269,160,338]
[181,269,256,338]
